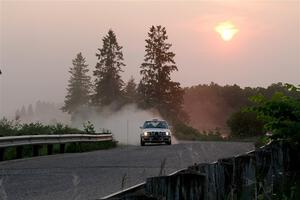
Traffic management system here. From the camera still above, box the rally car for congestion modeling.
[140,119,172,146]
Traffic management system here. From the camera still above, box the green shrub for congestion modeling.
[173,122,200,140]
[0,118,82,136]
[0,118,19,136]
[227,110,264,138]
[51,123,81,134]
[249,84,300,143]
[83,121,96,134]
[173,122,224,141]
[18,122,51,135]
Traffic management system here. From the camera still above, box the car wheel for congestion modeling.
[140,139,145,146]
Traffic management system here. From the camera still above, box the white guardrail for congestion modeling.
[0,134,113,148]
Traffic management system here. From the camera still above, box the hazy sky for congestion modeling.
[0,0,299,117]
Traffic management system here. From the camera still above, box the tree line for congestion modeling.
[14,101,69,124]
[183,82,300,137]
[62,26,186,123]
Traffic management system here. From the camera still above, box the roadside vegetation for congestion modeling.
[173,122,225,141]
[0,118,112,137]
[175,83,300,144]
[0,119,116,161]
[183,82,300,136]
[228,83,300,146]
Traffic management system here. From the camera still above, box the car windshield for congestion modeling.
[143,121,168,129]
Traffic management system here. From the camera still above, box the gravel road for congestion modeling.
[0,141,254,200]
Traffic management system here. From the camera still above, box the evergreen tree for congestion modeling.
[138,25,187,122]
[15,109,20,120]
[20,106,26,119]
[124,77,138,104]
[27,104,34,120]
[93,30,125,108]
[62,52,91,114]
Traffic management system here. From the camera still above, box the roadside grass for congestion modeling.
[2,141,117,161]
[174,122,226,141]
[174,121,263,144]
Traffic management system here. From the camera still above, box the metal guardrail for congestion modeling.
[0,134,113,148]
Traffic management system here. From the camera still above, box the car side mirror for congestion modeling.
[139,126,143,129]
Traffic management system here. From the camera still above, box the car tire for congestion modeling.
[166,140,172,145]
[140,139,145,146]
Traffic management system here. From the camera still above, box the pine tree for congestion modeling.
[20,106,26,119]
[138,25,187,122]
[15,109,20,120]
[124,77,138,104]
[27,104,34,121]
[62,52,91,114]
[93,30,125,108]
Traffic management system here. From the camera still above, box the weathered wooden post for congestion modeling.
[146,172,205,200]
[233,153,256,200]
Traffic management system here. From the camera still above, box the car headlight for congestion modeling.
[166,131,170,136]
[143,132,148,136]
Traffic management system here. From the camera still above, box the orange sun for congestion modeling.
[215,21,239,41]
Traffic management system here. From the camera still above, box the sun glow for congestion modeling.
[215,21,239,41]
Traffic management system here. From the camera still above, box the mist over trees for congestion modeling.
[15,101,70,124]
[61,26,186,125]
[58,26,298,138]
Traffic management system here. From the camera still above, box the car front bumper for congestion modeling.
[141,135,171,143]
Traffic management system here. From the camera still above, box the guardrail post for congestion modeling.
[0,148,4,161]
[16,146,23,159]
[33,145,39,157]
[47,144,53,155]
[60,144,65,153]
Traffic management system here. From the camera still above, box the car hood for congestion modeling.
[142,128,170,132]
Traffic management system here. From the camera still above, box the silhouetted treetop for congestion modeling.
[93,29,125,108]
[138,25,187,122]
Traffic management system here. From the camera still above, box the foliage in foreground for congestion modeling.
[249,84,300,143]
[226,83,300,145]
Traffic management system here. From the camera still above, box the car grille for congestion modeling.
[148,132,166,136]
